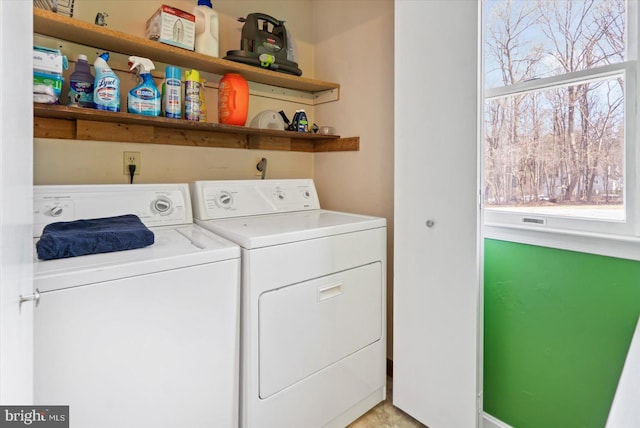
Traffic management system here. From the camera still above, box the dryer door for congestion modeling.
[258,262,383,398]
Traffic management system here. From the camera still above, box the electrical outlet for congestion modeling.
[123,151,141,175]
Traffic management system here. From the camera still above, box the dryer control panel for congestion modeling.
[191,179,321,219]
[33,184,193,237]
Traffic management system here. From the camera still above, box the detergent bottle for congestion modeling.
[193,0,219,57]
[93,52,120,112]
[127,56,161,116]
[68,54,94,108]
[218,73,248,126]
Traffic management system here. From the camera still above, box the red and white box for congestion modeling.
[146,5,195,51]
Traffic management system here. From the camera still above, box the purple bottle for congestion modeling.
[68,54,95,108]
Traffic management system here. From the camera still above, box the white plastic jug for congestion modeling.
[194,0,219,57]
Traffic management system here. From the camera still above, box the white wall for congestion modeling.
[312,0,395,359]
[1,0,35,403]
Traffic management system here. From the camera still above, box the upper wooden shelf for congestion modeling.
[33,8,339,95]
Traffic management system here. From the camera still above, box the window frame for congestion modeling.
[481,0,640,258]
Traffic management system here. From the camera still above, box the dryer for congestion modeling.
[33,184,240,428]
[191,179,387,428]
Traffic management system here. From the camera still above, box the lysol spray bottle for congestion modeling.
[184,69,201,121]
[164,66,182,119]
[93,52,120,112]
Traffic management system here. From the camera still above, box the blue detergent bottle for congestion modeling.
[127,56,161,116]
[93,52,120,111]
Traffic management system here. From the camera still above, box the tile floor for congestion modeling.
[347,377,427,428]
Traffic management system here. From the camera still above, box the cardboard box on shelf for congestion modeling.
[33,45,66,75]
[146,5,195,51]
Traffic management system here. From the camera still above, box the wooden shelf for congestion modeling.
[32,9,356,153]
[33,8,339,95]
[34,105,359,153]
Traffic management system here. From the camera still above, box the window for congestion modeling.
[482,0,638,237]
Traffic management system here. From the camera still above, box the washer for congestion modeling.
[191,179,387,428]
[33,184,240,428]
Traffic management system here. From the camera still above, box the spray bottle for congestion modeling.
[184,69,201,121]
[93,52,120,112]
[127,56,161,116]
[163,66,182,119]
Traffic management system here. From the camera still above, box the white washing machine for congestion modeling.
[33,184,240,428]
[191,179,387,428]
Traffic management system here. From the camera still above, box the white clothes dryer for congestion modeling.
[191,179,387,428]
[33,184,240,428]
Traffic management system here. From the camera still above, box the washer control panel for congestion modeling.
[33,184,193,237]
[191,179,321,219]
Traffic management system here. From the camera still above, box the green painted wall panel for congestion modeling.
[484,239,640,428]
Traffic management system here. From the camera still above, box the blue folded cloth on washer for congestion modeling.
[36,214,155,260]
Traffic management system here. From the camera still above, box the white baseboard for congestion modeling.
[483,412,513,428]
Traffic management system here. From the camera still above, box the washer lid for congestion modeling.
[195,209,386,249]
[34,224,240,292]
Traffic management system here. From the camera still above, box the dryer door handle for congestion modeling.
[317,282,343,302]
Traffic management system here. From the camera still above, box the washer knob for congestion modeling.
[216,191,233,208]
[152,197,172,214]
[49,206,63,217]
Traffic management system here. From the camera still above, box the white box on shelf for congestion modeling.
[146,5,195,51]
[33,45,66,75]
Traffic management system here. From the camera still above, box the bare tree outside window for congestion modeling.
[484,0,626,221]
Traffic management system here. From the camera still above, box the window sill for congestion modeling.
[483,224,640,262]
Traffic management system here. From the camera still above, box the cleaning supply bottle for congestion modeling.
[297,109,309,132]
[164,66,182,119]
[193,0,219,57]
[127,56,161,116]
[199,77,207,122]
[68,54,94,108]
[93,52,120,112]
[218,73,248,126]
[184,69,201,121]
[291,110,301,131]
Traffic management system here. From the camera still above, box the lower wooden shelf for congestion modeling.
[33,105,359,153]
